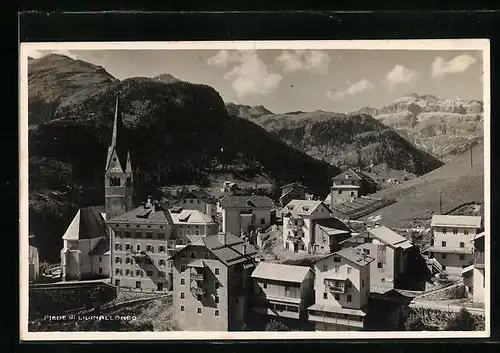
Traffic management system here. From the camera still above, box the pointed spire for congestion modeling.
[126,150,132,173]
[111,96,119,146]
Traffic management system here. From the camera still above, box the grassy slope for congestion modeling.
[360,142,484,228]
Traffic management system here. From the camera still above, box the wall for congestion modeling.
[222,209,241,235]
[110,222,174,292]
[254,279,302,299]
[473,267,485,304]
[432,253,473,277]
[416,282,466,301]
[173,246,229,331]
[432,226,477,273]
[61,238,102,280]
[353,241,395,289]
[330,187,359,204]
[407,306,485,331]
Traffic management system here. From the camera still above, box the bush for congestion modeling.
[405,314,426,331]
[445,308,476,331]
[264,319,290,331]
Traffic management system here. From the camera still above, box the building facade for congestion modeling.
[279,183,308,208]
[308,248,374,331]
[329,168,377,205]
[463,232,485,304]
[429,215,482,277]
[281,200,344,254]
[220,195,274,236]
[339,226,413,291]
[170,232,257,331]
[250,262,314,321]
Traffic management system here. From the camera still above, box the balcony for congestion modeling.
[429,246,473,254]
[190,272,204,281]
[325,278,348,294]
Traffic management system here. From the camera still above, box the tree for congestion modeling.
[265,319,290,331]
[405,314,426,331]
[445,308,476,331]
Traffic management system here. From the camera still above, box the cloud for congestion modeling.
[208,50,283,98]
[327,79,374,100]
[385,65,418,91]
[28,49,78,60]
[276,50,330,74]
[431,54,477,80]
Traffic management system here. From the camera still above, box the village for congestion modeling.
[28,98,486,332]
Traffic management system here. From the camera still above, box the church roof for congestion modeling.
[62,206,108,241]
[107,203,174,225]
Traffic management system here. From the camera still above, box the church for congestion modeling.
[60,97,218,291]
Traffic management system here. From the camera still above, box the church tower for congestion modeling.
[105,97,134,221]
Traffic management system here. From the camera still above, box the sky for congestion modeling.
[30,48,484,114]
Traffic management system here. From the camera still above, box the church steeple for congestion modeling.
[104,96,134,221]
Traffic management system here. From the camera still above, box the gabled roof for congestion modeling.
[316,247,374,267]
[89,237,110,255]
[171,232,257,267]
[367,226,413,249]
[313,217,352,233]
[431,215,482,228]
[472,231,485,242]
[332,168,377,186]
[281,200,330,217]
[279,188,306,201]
[170,189,216,204]
[107,203,174,225]
[461,264,474,275]
[251,262,310,283]
[219,195,274,209]
[62,206,109,241]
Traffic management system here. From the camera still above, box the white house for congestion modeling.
[461,231,485,304]
[219,195,274,236]
[430,215,482,277]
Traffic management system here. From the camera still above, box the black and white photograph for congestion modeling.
[19,40,490,340]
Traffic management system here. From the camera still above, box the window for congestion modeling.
[260,218,265,225]
[147,245,154,253]
[125,257,131,264]
[460,242,465,248]
[147,225,151,229]
[443,228,447,234]
[453,228,458,235]
[99,256,102,262]
[334,265,339,273]
[377,262,383,269]
[459,254,465,260]
[350,191,355,197]
[364,249,371,255]
[180,264,186,272]
[442,265,447,271]
[338,190,342,195]
[159,259,166,266]
[181,278,185,285]
[180,292,185,299]
[333,256,341,263]
[99,267,103,274]
[136,281,141,289]
[361,279,365,287]
[197,295,202,301]
[334,293,340,300]
[204,252,209,259]
[323,292,328,299]
[115,257,122,264]
[347,266,352,274]
[115,243,122,251]
[158,271,166,278]
[197,307,202,314]
[215,268,220,275]
[125,231,132,238]
[347,282,352,288]
[215,310,220,317]
[159,246,165,253]
[146,270,153,276]
[125,243,131,250]
[125,269,130,276]
[215,295,219,303]
[381,278,385,283]
[115,268,121,275]
[195,230,200,235]
[442,254,447,259]
[180,305,185,312]
[442,241,447,247]
[190,252,196,259]
[464,229,469,235]
[136,244,141,251]
[347,295,352,302]
[136,270,142,276]
[263,282,267,289]
[215,281,220,290]
[115,279,120,286]
[146,232,153,239]
[181,253,186,259]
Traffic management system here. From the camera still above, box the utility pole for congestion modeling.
[439,189,443,215]
[470,144,473,169]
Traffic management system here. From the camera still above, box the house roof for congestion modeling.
[219,195,274,209]
[461,264,474,275]
[332,168,377,186]
[186,234,205,246]
[317,247,374,267]
[170,189,216,205]
[281,200,329,217]
[367,226,413,249]
[431,215,482,228]
[62,206,109,241]
[308,303,367,317]
[251,262,310,283]
[281,183,307,190]
[279,188,306,202]
[172,232,257,267]
[314,217,352,232]
[169,209,215,225]
[472,231,485,242]
[107,203,174,225]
